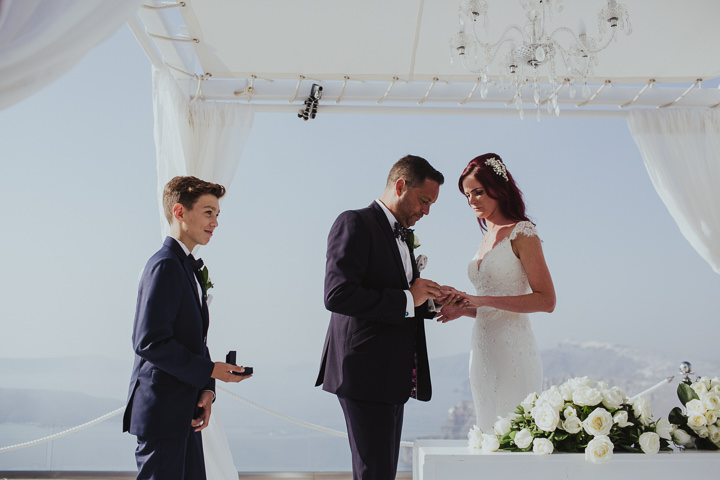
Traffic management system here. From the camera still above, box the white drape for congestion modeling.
[0,0,143,111]
[152,66,255,237]
[627,109,720,274]
[152,67,256,478]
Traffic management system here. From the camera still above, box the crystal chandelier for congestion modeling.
[450,0,631,118]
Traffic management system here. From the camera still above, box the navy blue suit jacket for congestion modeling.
[123,237,215,439]
[316,202,433,404]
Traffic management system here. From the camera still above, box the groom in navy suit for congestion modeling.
[316,155,445,480]
[123,176,250,480]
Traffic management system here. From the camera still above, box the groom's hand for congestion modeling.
[192,390,215,432]
[212,362,253,383]
[410,278,442,307]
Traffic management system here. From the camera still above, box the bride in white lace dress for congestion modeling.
[438,153,556,433]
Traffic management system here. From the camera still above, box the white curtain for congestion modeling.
[0,0,144,111]
[153,66,255,238]
[627,109,720,274]
[153,66,256,479]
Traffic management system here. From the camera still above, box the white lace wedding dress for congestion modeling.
[467,221,543,432]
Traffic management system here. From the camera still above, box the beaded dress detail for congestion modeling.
[467,221,543,432]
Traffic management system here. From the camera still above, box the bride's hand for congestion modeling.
[462,295,485,308]
[436,304,466,323]
[436,286,464,305]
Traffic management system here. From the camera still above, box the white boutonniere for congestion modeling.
[409,232,421,250]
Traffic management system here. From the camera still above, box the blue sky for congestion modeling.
[1,24,718,377]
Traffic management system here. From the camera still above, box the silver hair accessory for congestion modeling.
[485,157,508,181]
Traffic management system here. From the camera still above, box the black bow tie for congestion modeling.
[393,222,413,243]
[188,254,204,271]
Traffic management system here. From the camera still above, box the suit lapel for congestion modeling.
[164,237,204,312]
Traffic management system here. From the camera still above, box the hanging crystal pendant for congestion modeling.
[450,0,631,120]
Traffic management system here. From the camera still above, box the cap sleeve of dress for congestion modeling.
[509,221,539,241]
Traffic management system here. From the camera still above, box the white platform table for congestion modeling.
[412,439,720,480]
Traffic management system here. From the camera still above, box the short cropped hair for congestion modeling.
[386,155,444,189]
[163,176,226,224]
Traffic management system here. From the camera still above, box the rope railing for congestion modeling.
[0,407,125,453]
[1,367,689,454]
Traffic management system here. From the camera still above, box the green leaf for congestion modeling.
[678,383,699,406]
[668,407,686,426]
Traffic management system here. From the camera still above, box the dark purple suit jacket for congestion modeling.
[123,237,215,438]
[316,202,433,404]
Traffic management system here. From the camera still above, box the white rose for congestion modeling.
[560,377,591,401]
[632,397,653,426]
[531,404,561,432]
[708,424,720,444]
[711,377,720,389]
[613,410,634,428]
[583,408,614,436]
[533,437,554,455]
[481,433,500,452]
[411,234,421,250]
[655,418,673,440]
[706,410,718,425]
[585,435,614,464]
[569,376,592,388]
[703,392,720,412]
[537,387,564,411]
[514,428,533,449]
[693,383,709,396]
[520,392,538,412]
[601,386,626,410]
[696,426,710,438]
[671,428,695,447]
[573,386,603,407]
[493,417,512,436]
[563,416,583,434]
[467,425,483,449]
[688,413,708,429]
[639,432,660,454]
[687,399,706,416]
[559,384,573,401]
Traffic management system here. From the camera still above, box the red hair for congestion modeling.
[458,153,530,231]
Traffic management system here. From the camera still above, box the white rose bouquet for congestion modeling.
[487,377,670,463]
[668,376,720,450]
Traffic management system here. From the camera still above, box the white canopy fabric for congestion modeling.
[153,66,255,239]
[132,0,720,112]
[1,0,718,274]
[0,0,144,110]
[628,109,720,274]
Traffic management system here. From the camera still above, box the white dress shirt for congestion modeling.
[375,200,415,318]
